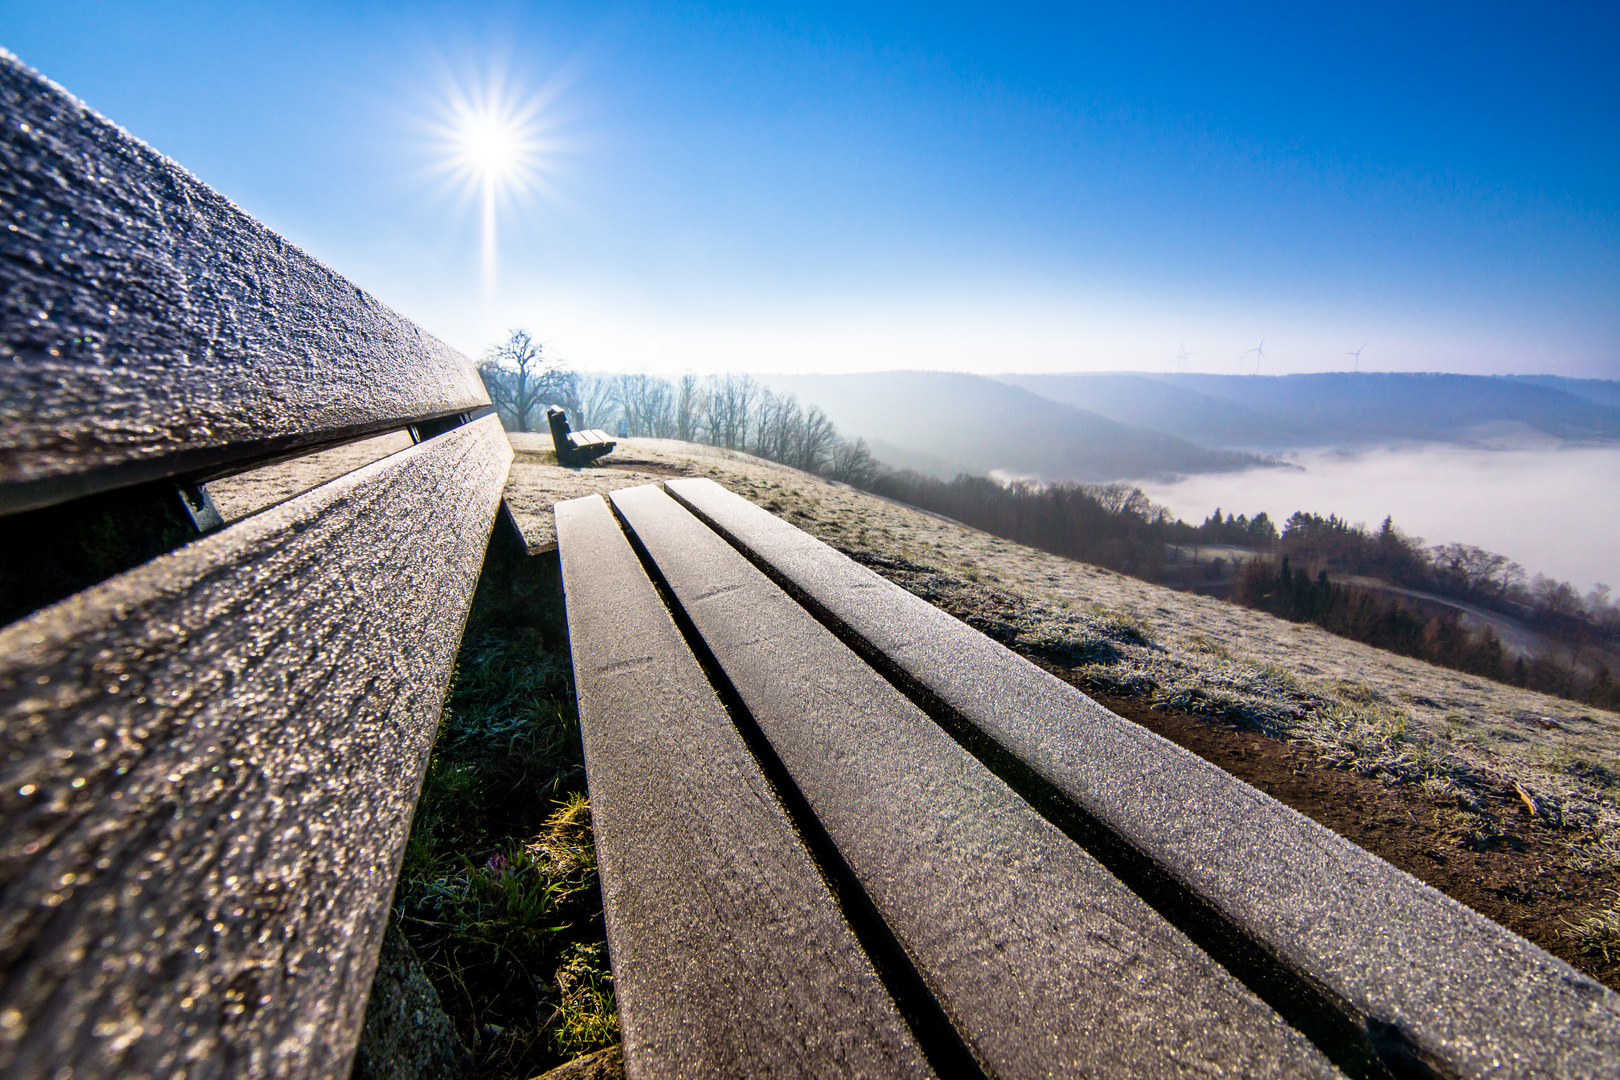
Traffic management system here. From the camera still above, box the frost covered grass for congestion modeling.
[1566,893,1620,965]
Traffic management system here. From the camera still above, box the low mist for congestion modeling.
[1138,442,1620,593]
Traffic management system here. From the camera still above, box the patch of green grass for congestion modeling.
[551,942,619,1057]
[393,624,617,1079]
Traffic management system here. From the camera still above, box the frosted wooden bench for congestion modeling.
[547,406,616,466]
[556,478,1620,1080]
[0,55,511,1080]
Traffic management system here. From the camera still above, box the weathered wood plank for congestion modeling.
[609,484,1339,1080]
[0,415,511,1080]
[554,494,933,1080]
[0,55,490,515]
[664,476,1620,1079]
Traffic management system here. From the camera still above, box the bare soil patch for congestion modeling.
[591,457,693,479]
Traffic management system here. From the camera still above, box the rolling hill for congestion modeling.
[999,372,1620,449]
[759,371,1263,482]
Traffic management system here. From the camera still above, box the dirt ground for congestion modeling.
[1077,681,1620,991]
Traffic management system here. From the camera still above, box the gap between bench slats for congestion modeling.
[0,415,511,1080]
[609,484,1340,1080]
[664,475,1620,1080]
[0,55,490,515]
[554,494,933,1080]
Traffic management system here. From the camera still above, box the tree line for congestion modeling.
[857,466,1619,710]
[476,331,881,486]
[1249,510,1618,640]
[1234,556,1618,710]
[868,472,1179,580]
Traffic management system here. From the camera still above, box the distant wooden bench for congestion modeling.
[1,57,511,1080]
[547,406,616,466]
[558,478,1620,1080]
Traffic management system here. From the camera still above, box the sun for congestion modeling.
[436,82,547,200]
[422,61,560,317]
[450,104,536,190]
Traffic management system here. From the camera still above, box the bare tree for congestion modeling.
[1087,483,1152,518]
[477,329,570,432]
[1532,574,1584,621]
[705,373,759,450]
[676,373,708,443]
[566,374,619,431]
[795,405,838,473]
[616,374,676,438]
[825,437,880,486]
[1431,543,1513,599]
[751,390,803,463]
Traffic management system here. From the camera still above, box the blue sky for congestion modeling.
[4,2,1616,376]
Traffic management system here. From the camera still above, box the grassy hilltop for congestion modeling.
[324,432,1620,1079]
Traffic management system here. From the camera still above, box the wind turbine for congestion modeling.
[1242,334,1267,374]
[1345,343,1365,373]
[1177,343,1192,372]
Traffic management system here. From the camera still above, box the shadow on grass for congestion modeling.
[388,520,618,1079]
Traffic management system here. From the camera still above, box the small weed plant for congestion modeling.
[1565,891,1620,966]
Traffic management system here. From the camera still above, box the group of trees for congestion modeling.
[1234,556,1619,709]
[1189,509,1280,548]
[476,333,881,486]
[1210,509,1620,637]
[1238,557,1511,677]
[868,472,1179,579]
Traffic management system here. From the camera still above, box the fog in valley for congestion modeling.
[1138,441,1620,594]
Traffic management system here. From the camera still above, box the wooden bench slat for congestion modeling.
[664,476,1620,1078]
[609,485,1339,1080]
[0,415,511,1080]
[0,56,490,515]
[554,494,934,1080]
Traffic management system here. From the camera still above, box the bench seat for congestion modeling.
[662,475,1620,1080]
[554,494,932,1079]
[547,408,615,466]
[604,484,1338,1079]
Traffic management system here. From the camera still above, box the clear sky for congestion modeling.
[4,2,1616,377]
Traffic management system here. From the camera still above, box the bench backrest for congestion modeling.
[0,54,511,1080]
[547,405,576,460]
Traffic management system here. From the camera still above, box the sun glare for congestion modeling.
[422,61,560,323]
[454,111,527,184]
